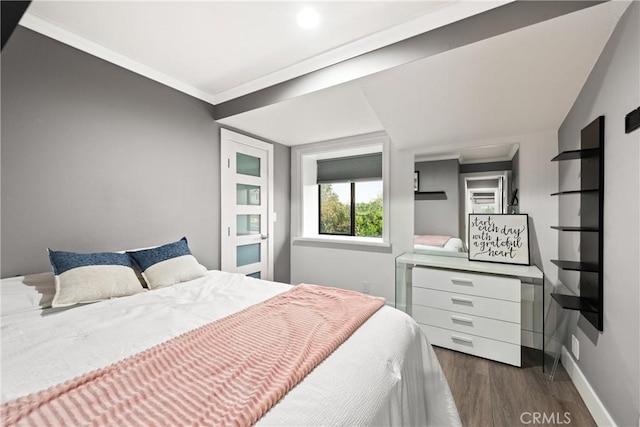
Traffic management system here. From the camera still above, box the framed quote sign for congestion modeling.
[468,214,530,266]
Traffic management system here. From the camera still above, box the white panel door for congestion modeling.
[221,129,274,280]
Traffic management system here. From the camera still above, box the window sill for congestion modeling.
[292,236,392,253]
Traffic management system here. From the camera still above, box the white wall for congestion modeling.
[517,131,560,349]
[517,131,559,282]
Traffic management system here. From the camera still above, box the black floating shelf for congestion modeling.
[415,191,447,201]
[548,116,604,332]
[551,148,600,161]
[551,259,599,272]
[551,226,599,232]
[551,188,599,196]
[551,293,599,313]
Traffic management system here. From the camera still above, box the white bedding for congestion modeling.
[1,271,460,426]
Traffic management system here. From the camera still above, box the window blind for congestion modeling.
[316,153,382,184]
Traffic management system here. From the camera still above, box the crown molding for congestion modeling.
[415,153,462,163]
[19,13,218,106]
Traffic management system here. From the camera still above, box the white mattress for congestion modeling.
[1,270,460,426]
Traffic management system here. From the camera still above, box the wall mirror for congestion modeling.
[413,143,519,258]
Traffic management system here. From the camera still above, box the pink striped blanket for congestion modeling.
[2,284,385,427]
[414,234,451,247]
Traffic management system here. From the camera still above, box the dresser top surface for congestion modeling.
[397,252,543,281]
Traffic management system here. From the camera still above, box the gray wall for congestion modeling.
[272,142,291,283]
[414,159,459,236]
[1,27,291,282]
[557,3,639,425]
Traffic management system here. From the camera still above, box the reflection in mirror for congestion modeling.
[413,158,466,258]
[413,144,519,258]
[461,171,511,250]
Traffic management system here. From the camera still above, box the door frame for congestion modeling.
[220,128,275,280]
[462,173,508,249]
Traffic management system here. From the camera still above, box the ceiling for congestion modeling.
[221,1,628,152]
[20,1,630,161]
[23,1,501,104]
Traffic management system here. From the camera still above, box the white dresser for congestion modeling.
[395,253,544,367]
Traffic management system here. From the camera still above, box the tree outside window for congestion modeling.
[319,182,383,237]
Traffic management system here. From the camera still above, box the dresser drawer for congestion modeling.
[419,323,521,366]
[412,305,520,345]
[412,287,520,323]
[413,267,521,302]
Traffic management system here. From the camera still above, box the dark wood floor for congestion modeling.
[434,346,596,427]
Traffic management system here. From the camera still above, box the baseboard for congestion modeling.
[561,346,617,426]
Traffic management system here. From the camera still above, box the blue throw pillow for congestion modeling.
[128,237,206,289]
[48,250,144,307]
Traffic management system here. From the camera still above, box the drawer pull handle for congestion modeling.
[451,315,473,324]
[451,277,473,286]
[451,296,473,305]
[451,335,473,344]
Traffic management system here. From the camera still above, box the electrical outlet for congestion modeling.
[362,281,370,294]
[572,334,580,360]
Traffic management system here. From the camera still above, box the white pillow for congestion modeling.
[48,249,144,308]
[1,272,56,316]
[128,237,206,289]
[116,247,153,288]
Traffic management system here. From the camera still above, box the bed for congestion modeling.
[414,235,466,257]
[1,269,460,426]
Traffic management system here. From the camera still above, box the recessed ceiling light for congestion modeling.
[297,8,321,30]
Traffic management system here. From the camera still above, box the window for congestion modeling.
[470,190,499,213]
[319,181,383,237]
[316,152,383,239]
[292,132,389,247]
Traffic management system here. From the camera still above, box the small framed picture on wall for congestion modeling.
[414,171,419,192]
